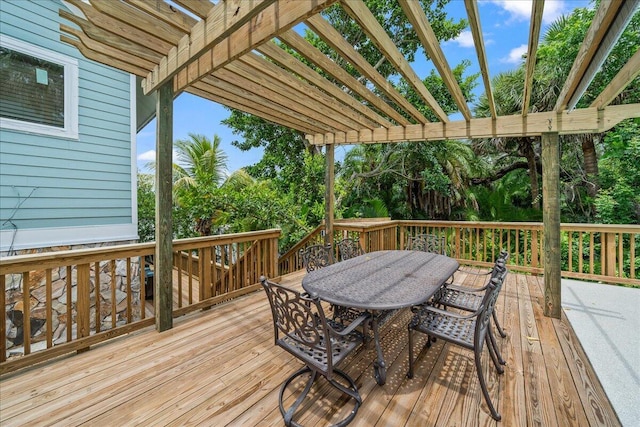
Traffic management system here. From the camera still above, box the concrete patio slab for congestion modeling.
[562,279,640,427]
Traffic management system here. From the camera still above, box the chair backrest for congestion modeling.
[337,238,364,261]
[408,234,446,255]
[474,267,508,343]
[301,243,334,272]
[260,277,337,376]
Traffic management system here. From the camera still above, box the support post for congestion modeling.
[155,82,173,331]
[324,144,335,249]
[542,132,561,318]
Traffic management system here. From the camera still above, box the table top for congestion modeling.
[301,250,459,311]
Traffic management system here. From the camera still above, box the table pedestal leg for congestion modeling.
[371,314,386,385]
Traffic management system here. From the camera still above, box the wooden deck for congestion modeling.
[0,269,620,426]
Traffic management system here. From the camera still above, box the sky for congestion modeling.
[136,0,592,174]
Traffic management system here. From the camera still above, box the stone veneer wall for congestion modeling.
[3,242,143,359]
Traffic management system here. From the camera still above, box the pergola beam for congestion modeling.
[239,53,378,130]
[307,104,640,145]
[555,0,626,111]
[398,0,471,121]
[278,30,411,126]
[464,0,495,119]
[590,48,640,110]
[522,0,544,117]
[256,42,393,128]
[142,0,337,95]
[306,14,429,124]
[341,0,449,122]
[188,84,321,134]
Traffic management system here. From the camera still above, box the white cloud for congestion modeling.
[489,0,571,25]
[454,31,475,48]
[501,44,528,64]
[137,150,156,161]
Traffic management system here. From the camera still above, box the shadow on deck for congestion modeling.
[0,270,620,426]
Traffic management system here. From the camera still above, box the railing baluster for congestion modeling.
[66,266,72,342]
[110,260,116,329]
[1,275,5,363]
[23,272,31,355]
[46,269,53,347]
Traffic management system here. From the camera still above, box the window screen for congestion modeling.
[0,47,65,128]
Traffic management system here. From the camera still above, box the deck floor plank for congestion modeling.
[526,275,591,427]
[498,273,527,426]
[517,271,560,427]
[0,270,620,427]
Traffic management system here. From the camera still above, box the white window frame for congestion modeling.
[0,35,79,139]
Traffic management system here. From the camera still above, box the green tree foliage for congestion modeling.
[594,119,640,224]
[338,139,483,219]
[222,0,468,227]
[137,173,155,242]
[169,133,228,236]
[471,5,639,222]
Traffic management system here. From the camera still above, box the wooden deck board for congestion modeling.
[0,270,620,427]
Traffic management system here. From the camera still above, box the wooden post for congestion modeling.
[542,132,561,318]
[325,143,335,249]
[155,82,173,331]
[76,264,91,341]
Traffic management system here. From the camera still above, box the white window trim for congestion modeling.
[0,34,79,139]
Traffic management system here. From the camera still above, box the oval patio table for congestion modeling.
[302,250,459,385]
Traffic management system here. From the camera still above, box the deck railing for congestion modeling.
[0,229,280,374]
[279,220,639,286]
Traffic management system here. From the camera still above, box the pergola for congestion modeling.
[59,0,640,331]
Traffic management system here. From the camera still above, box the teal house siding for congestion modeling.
[0,0,137,253]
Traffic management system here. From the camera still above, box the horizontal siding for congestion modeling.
[0,0,135,241]
[0,175,131,191]
[1,130,132,157]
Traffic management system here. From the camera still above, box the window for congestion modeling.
[0,35,78,139]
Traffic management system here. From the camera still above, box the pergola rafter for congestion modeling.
[59,0,639,140]
[57,0,640,328]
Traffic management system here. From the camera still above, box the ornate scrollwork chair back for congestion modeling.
[336,238,365,262]
[408,234,447,255]
[260,276,368,427]
[301,243,334,272]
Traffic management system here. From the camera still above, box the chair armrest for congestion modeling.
[329,312,371,336]
[446,283,491,293]
[416,304,481,320]
[456,267,491,276]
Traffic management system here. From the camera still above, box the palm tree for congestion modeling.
[147,133,229,236]
[474,69,541,209]
[173,133,228,192]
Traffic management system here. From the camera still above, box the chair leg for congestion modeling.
[486,329,505,374]
[280,367,316,427]
[493,309,507,338]
[279,367,362,427]
[488,327,506,367]
[474,343,501,421]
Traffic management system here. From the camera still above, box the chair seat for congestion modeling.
[278,321,363,371]
[437,285,483,312]
[410,309,476,350]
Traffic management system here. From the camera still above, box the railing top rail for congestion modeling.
[279,224,324,261]
[0,229,282,273]
[172,229,281,250]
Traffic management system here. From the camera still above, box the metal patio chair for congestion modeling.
[408,233,447,255]
[434,251,510,339]
[407,268,508,421]
[260,277,370,427]
[301,243,334,272]
[336,238,365,261]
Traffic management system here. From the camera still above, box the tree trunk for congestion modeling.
[581,134,599,198]
[521,138,540,210]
